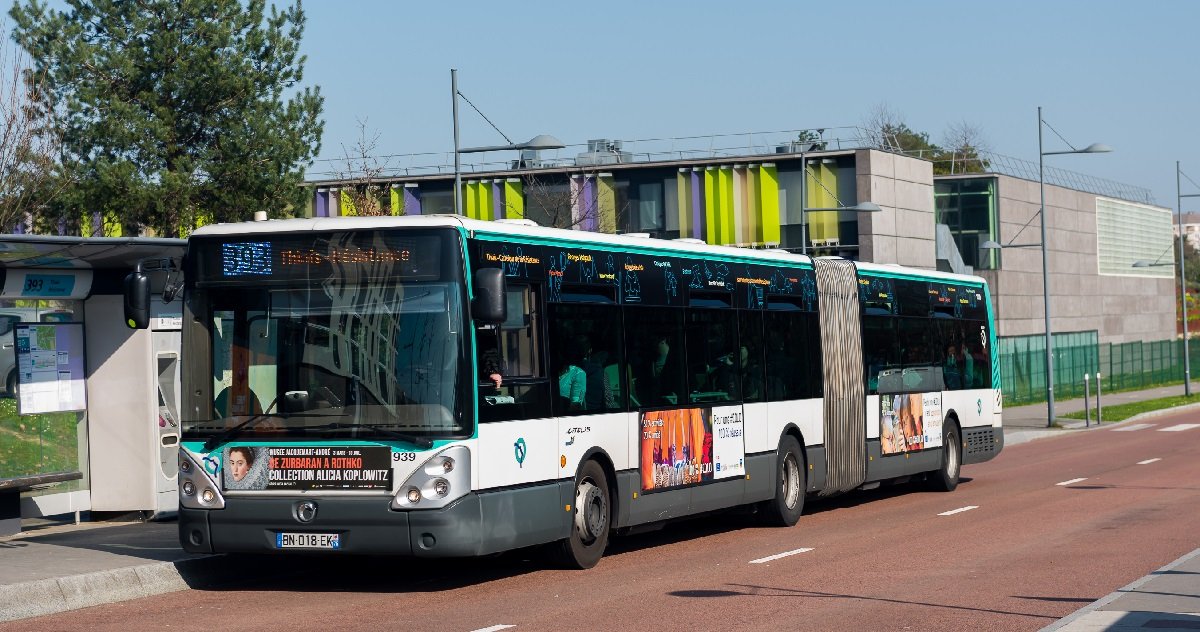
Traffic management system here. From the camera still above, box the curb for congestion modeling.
[1041,547,1200,631]
[0,556,216,623]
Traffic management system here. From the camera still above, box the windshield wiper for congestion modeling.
[201,412,326,452]
[319,422,434,449]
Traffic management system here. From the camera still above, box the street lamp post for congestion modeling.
[1176,161,1200,396]
[451,68,565,216]
[1035,106,1111,426]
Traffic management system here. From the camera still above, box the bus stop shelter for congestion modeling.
[0,235,186,535]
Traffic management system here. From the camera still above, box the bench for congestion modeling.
[0,471,83,536]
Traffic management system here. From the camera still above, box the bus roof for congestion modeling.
[190,215,987,286]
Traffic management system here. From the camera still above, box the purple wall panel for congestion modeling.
[403,186,421,215]
[314,190,328,217]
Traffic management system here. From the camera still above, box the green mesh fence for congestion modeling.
[999,331,1197,406]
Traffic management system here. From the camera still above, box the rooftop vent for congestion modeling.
[577,138,632,166]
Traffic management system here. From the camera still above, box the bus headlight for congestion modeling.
[179,448,225,510]
[392,445,470,510]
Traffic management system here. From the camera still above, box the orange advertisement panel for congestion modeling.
[640,408,713,491]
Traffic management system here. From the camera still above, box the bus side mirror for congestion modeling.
[124,271,151,329]
[471,268,507,324]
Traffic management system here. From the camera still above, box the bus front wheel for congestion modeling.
[763,435,805,527]
[554,459,611,569]
[930,423,961,492]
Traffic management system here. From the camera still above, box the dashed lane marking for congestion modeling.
[749,547,814,564]
[1159,423,1200,432]
[1111,424,1155,432]
[1057,478,1088,486]
[469,626,515,632]
[937,506,978,516]
[1137,458,1162,465]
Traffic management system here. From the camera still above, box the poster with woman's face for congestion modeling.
[223,446,268,490]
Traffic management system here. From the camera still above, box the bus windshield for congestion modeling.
[183,229,469,442]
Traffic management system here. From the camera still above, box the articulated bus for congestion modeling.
[128,214,1002,569]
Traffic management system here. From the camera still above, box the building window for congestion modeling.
[934,177,999,270]
[1096,197,1174,277]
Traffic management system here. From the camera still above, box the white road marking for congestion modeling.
[1111,424,1155,432]
[469,626,515,632]
[1160,423,1200,432]
[937,505,978,516]
[1057,478,1088,486]
[1137,458,1162,465]
[749,547,814,564]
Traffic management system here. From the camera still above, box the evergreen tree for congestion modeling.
[10,0,324,236]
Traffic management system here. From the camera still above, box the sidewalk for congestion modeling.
[1001,381,1200,446]
[0,383,1198,625]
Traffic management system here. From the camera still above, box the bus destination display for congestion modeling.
[200,230,450,282]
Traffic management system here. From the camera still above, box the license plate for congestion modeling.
[276,532,341,549]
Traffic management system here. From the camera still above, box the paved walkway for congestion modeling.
[1,384,1198,627]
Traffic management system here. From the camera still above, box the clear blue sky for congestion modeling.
[301,0,1199,208]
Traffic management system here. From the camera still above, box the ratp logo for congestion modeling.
[514,438,527,468]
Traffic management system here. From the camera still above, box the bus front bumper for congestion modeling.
[180,492,484,557]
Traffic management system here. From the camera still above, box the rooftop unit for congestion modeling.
[576,139,632,166]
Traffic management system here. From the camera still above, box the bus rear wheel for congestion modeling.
[554,459,610,569]
[763,435,805,527]
[930,423,961,492]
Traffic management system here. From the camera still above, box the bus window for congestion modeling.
[547,302,625,415]
[624,306,685,407]
[898,317,940,391]
[764,310,821,401]
[478,284,550,423]
[685,308,738,404]
[862,315,898,395]
[737,310,765,403]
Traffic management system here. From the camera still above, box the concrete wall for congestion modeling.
[856,149,936,269]
[978,174,1175,344]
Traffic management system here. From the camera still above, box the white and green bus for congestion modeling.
[126,215,1002,569]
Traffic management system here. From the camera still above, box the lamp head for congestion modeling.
[1081,143,1113,154]
[522,134,565,151]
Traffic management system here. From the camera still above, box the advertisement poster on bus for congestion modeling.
[880,393,943,455]
[640,405,744,491]
[222,445,392,491]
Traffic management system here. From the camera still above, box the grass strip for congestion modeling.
[1060,393,1200,423]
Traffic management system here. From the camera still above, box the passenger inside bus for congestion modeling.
[557,339,587,411]
[477,325,504,388]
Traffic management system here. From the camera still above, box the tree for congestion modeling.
[0,23,67,232]
[940,120,991,175]
[860,103,990,175]
[521,171,629,233]
[10,0,324,237]
[332,118,393,217]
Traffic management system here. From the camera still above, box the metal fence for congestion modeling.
[998,331,1195,406]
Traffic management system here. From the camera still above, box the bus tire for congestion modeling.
[554,459,611,569]
[930,422,961,492]
[763,435,805,527]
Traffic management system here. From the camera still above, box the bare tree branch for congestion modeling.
[332,117,393,216]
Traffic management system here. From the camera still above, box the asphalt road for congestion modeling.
[7,411,1199,632]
